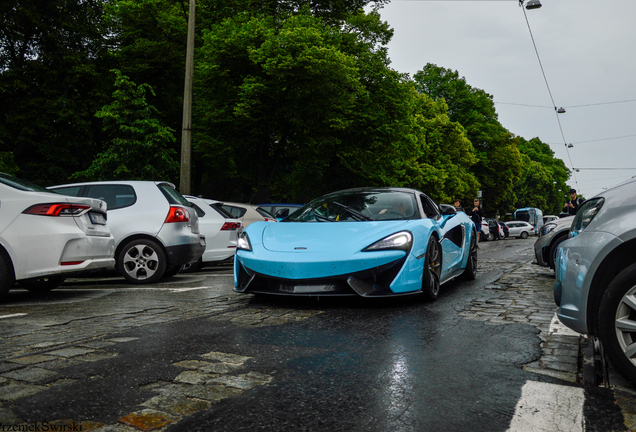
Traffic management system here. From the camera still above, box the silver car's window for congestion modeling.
[84,185,136,210]
[157,184,191,207]
[285,190,421,222]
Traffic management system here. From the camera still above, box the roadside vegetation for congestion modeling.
[0,0,572,216]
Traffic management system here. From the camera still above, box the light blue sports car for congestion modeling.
[234,187,477,299]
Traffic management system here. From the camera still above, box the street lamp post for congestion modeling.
[180,0,195,195]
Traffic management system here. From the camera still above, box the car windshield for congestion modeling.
[0,172,53,192]
[284,190,420,222]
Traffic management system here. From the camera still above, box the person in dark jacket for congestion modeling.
[563,189,583,216]
[470,198,484,245]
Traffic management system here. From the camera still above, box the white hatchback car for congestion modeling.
[0,173,115,300]
[505,221,535,239]
[184,196,243,271]
[49,181,205,284]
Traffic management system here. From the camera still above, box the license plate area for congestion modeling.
[89,212,107,225]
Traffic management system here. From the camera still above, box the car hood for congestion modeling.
[259,221,412,253]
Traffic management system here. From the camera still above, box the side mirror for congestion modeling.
[275,208,290,218]
[439,204,457,216]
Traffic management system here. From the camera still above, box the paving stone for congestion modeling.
[199,352,252,364]
[118,409,180,431]
[6,354,57,365]
[37,357,85,370]
[0,383,48,401]
[76,340,117,349]
[174,371,219,385]
[1,366,59,383]
[199,362,243,374]
[78,352,119,362]
[140,394,212,416]
[44,347,95,358]
[207,373,272,389]
[173,360,213,370]
[108,337,140,343]
[167,383,242,401]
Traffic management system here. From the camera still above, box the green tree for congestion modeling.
[413,64,523,216]
[0,0,114,185]
[514,137,570,215]
[73,70,178,181]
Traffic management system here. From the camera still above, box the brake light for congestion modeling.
[165,206,190,223]
[24,203,91,216]
[221,222,242,231]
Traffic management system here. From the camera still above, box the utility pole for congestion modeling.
[180,0,195,195]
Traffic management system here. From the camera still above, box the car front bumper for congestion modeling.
[534,234,552,267]
[234,248,424,296]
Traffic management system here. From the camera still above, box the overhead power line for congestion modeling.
[494,99,636,109]
[519,0,579,191]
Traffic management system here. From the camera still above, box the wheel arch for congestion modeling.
[588,238,636,335]
[0,243,16,281]
[543,231,569,265]
[115,234,167,262]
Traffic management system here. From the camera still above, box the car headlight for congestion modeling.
[569,198,604,238]
[362,231,413,252]
[540,223,557,237]
[237,232,252,251]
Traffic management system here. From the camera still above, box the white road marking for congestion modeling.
[507,380,584,432]
[549,313,581,337]
[0,313,28,320]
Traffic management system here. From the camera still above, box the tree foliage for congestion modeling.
[414,64,524,216]
[0,0,572,212]
[73,70,178,181]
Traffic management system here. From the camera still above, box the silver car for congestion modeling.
[505,221,535,239]
[554,177,636,385]
[533,215,573,270]
[49,181,205,284]
[0,173,115,300]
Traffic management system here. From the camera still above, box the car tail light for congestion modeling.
[221,222,241,231]
[24,203,91,216]
[165,206,190,223]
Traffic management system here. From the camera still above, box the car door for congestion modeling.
[420,195,464,280]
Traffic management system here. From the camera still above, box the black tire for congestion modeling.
[422,236,442,301]
[0,251,15,301]
[461,230,478,280]
[18,275,65,293]
[521,231,529,239]
[548,235,568,270]
[598,263,636,386]
[117,238,167,284]
[181,257,203,273]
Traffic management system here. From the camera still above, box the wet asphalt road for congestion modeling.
[0,238,631,431]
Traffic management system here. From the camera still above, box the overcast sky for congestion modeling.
[376,0,636,200]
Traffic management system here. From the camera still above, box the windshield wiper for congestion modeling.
[332,202,373,221]
[311,208,335,222]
